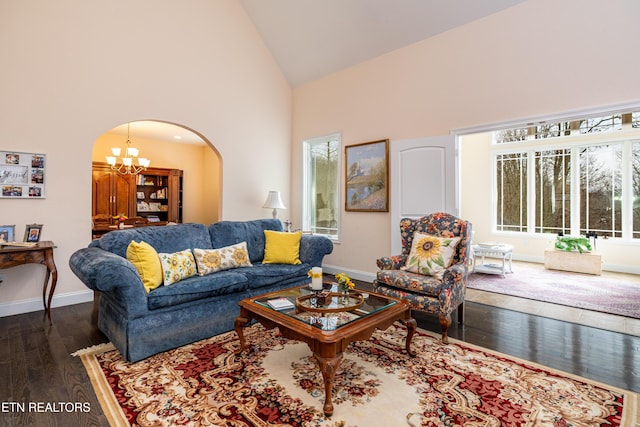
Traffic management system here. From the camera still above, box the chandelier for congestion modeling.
[106,123,150,175]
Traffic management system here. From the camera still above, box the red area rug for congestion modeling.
[467,263,640,319]
[74,323,638,426]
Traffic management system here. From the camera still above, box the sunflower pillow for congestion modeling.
[401,232,461,279]
[158,249,197,286]
[193,242,252,275]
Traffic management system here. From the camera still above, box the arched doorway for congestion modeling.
[91,120,221,237]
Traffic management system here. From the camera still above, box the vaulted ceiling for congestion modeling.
[240,0,526,87]
[109,1,527,142]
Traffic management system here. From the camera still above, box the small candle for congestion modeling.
[310,267,323,290]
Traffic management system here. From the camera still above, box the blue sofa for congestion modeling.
[69,219,333,362]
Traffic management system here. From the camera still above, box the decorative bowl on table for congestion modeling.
[296,291,364,314]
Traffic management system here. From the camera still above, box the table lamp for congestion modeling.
[262,191,286,219]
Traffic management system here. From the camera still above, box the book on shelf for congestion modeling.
[266,297,295,310]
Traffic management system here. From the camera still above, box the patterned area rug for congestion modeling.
[467,264,640,319]
[73,324,639,426]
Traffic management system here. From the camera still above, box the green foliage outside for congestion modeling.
[554,236,592,253]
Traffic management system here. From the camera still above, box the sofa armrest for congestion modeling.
[70,248,141,292]
[69,248,150,317]
[376,255,406,270]
[299,234,333,266]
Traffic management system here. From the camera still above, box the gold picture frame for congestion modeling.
[23,223,43,242]
[345,139,389,212]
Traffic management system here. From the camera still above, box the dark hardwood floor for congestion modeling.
[1,290,638,426]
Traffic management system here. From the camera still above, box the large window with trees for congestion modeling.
[302,134,340,239]
[494,111,640,239]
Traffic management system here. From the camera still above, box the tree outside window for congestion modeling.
[492,111,640,239]
[633,142,640,238]
[303,134,340,239]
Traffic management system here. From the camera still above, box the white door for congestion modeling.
[390,136,458,254]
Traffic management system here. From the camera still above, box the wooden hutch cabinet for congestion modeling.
[92,162,183,224]
[92,163,136,219]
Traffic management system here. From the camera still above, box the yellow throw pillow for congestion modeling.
[126,240,163,293]
[193,242,252,275]
[401,232,461,279]
[158,249,197,286]
[262,230,302,265]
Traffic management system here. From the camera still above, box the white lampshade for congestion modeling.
[263,191,286,218]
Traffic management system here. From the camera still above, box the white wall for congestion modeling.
[0,0,291,316]
[291,0,640,279]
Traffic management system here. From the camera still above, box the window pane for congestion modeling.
[496,153,527,232]
[494,128,528,144]
[303,135,340,238]
[579,144,622,238]
[535,149,571,234]
[579,115,623,134]
[634,142,640,238]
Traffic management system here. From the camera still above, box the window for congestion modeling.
[579,144,622,237]
[302,134,340,239]
[492,110,640,239]
[535,149,570,235]
[633,142,640,238]
[496,152,527,232]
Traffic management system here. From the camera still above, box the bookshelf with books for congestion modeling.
[135,167,183,223]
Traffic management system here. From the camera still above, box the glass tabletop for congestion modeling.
[254,283,397,331]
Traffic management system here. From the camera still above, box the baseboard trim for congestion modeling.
[321,264,376,283]
[0,290,94,317]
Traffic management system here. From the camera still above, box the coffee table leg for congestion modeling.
[314,353,342,417]
[234,309,251,355]
[400,317,417,357]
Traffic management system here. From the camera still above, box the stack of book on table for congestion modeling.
[267,297,295,310]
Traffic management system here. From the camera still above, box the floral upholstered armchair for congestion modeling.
[374,212,472,343]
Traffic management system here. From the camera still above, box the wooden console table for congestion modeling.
[0,241,57,319]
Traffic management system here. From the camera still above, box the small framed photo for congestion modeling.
[0,225,16,242]
[23,224,43,243]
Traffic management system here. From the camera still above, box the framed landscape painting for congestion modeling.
[345,139,389,212]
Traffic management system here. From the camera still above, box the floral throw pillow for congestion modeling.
[193,242,252,275]
[401,232,461,279]
[158,249,197,286]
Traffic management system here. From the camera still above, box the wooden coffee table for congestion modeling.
[234,284,416,417]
